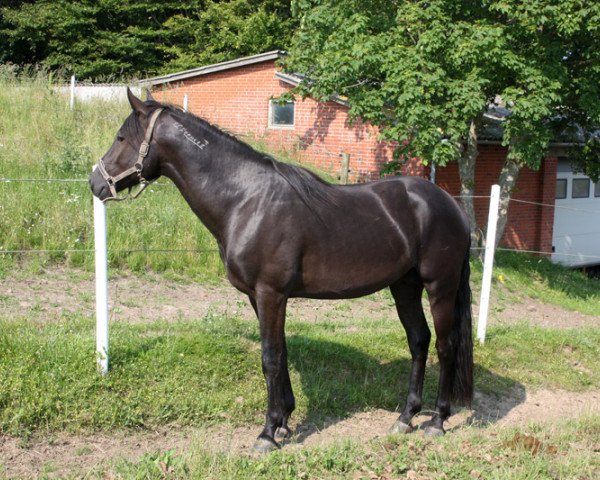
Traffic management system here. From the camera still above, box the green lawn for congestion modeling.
[1,307,598,438]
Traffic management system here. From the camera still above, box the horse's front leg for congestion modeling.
[250,290,295,453]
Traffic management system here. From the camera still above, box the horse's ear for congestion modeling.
[127,87,149,115]
[145,88,155,101]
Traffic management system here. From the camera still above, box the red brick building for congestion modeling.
[141,51,570,258]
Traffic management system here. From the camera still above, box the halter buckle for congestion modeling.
[139,142,149,157]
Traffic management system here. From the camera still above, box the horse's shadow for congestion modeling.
[279,334,526,442]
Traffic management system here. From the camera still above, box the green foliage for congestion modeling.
[286,1,600,175]
[0,1,197,80]
[162,0,296,73]
[0,0,295,80]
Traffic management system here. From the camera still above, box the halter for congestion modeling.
[95,108,164,202]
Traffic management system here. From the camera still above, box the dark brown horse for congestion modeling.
[89,90,473,452]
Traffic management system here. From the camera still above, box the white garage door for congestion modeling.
[552,159,600,267]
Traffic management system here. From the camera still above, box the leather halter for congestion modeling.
[95,108,164,202]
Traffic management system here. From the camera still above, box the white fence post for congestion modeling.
[477,184,501,345]
[70,75,76,110]
[183,94,189,112]
[93,192,109,374]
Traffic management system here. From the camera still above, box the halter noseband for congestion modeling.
[95,108,164,202]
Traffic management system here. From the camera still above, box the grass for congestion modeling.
[493,251,600,316]
[1,303,599,477]
[0,67,222,280]
[0,69,339,282]
[1,306,599,439]
[8,416,600,478]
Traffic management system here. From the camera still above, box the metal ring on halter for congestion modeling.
[94,108,163,203]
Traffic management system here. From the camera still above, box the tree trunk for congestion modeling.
[494,155,521,249]
[458,115,483,257]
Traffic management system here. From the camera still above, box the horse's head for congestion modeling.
[90,88,164,202]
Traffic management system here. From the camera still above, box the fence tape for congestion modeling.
[0,248,218,255]
[3,177,600,260]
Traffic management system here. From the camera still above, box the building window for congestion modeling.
[555,179,567,199]
[269,100,295,128]
[572,178,590,198]
[595,180,600,198]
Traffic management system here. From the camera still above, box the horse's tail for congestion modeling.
[450,243,474,406]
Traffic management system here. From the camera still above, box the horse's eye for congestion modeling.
[117,135,125,142]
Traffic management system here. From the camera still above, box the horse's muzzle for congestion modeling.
[89,168,112,202]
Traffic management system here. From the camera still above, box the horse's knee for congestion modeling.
[409,330,431,358]
[435,338,454,362]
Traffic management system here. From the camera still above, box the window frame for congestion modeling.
[572,178,590,199]
[268,99,295,129]
[555,178,567,200]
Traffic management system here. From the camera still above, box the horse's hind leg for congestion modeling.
[423,282,459,436]
[389,271,431,434]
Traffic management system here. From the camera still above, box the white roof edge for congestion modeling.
[275,71,302,86]
[140,50,286,86]
[275,72,349,107]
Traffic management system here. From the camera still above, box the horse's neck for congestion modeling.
[162,143,269,242]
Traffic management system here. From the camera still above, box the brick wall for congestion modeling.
[152,60,422,182]
[435,145,557,253]
[153,60,554,253]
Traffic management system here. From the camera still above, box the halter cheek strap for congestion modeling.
[96,108,164,202]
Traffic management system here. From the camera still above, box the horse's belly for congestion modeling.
[294,238,412,299]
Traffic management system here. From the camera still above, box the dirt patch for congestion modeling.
[485,296,599,329]
[0,428,196,479]
[0,268,597,329]
[2,388,599,478]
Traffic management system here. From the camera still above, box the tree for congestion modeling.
[0,0,296,80]
[161,0,297,73]
[0,0,198,79]
[285,0,600,252]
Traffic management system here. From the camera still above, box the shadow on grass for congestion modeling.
[282,334,526,441]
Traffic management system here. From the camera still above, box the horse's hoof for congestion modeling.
[275,426,292,441]
[389,420,412,434]
[424,426,445,437]
[253,437,280,454]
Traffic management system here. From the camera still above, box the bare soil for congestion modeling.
[2,388,599,479]
[0,268,599,478]
[1,267,597,329]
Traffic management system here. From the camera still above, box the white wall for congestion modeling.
[55,84,142,103]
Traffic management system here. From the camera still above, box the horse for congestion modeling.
[89,89,473,452]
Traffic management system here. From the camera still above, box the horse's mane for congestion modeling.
[130,100,341,213]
